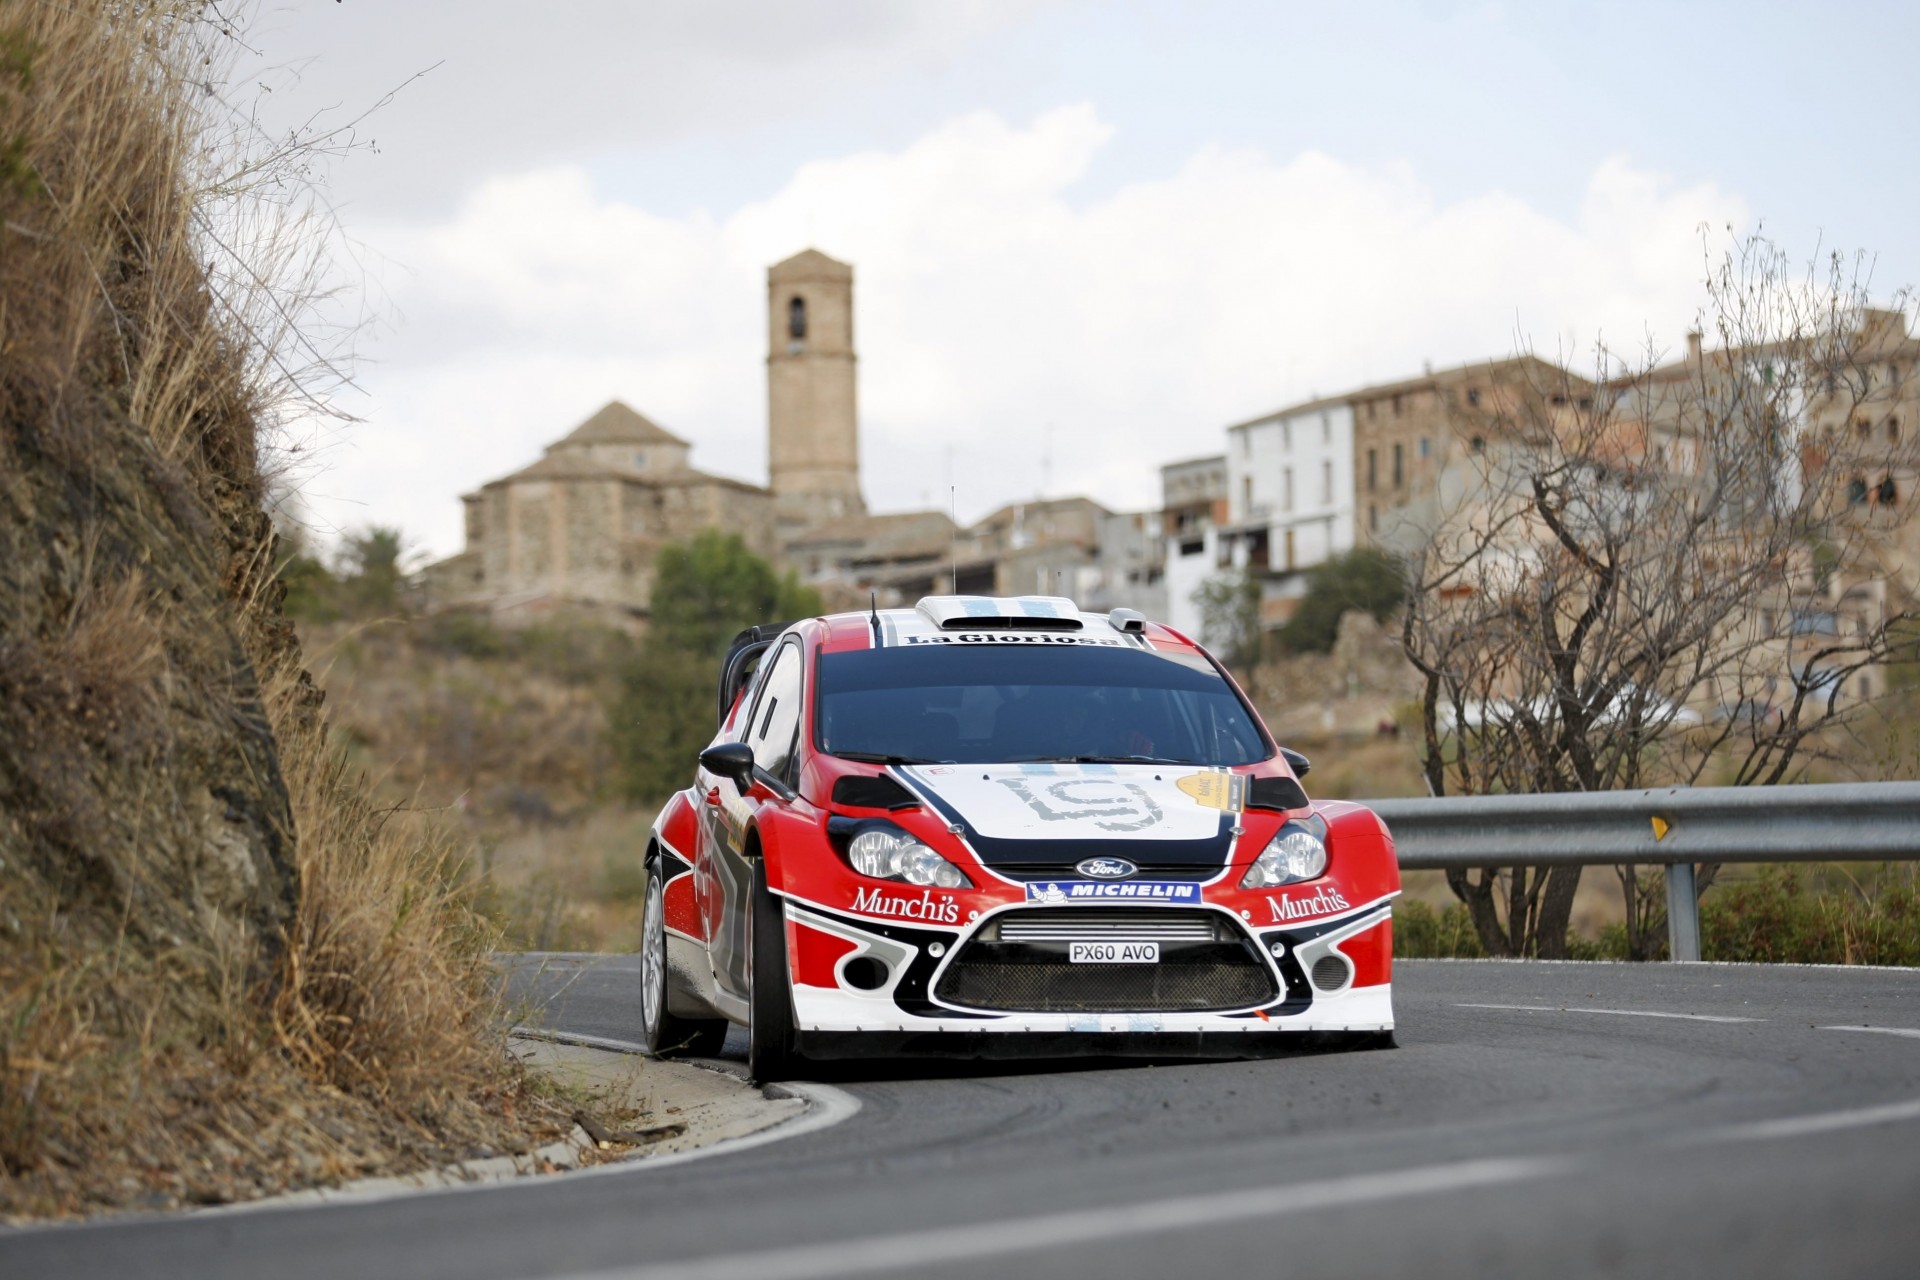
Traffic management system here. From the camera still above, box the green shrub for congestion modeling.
[1276,547,1405,654]
[609,531,821,803]
[420,610,509,659]
[1702,866,1920,966]
[1393,898,1487,958]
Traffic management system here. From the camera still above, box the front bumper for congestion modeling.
[782,889,1396,1041]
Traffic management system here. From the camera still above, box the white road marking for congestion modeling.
[1697,1097,1920,1144]
[1820,1025,1920,1040]
[1457,1003,1762,1023]
[567,1156,1571,1280]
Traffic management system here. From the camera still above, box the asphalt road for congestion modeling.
[8,958,1920,1279]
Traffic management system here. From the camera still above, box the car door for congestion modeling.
[709,637,804,1000]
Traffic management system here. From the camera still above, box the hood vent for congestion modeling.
[831,775,920,811]
[915,595,1083,631]
[1248,775,1310,812]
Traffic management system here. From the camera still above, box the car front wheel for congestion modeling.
[746,859,801,1083]
[641,860,728,1057]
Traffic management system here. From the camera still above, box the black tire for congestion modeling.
[641,859,728,1057]
[746,859,801,1083]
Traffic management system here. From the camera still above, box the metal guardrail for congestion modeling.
[1364,782,1920,961]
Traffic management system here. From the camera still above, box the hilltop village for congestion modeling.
[425,249,1918,700]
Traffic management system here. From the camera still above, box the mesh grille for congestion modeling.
[936,958,1275,1013]
[1310,954,1351,992]
[993,909,1224,943]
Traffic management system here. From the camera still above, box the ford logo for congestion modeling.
[1076,857,1137,879]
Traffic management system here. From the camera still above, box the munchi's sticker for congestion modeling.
[1176,769,1247,813]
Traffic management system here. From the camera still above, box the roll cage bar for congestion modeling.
[715,621,802,724]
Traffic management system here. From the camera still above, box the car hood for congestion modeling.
[896,762,1238,869]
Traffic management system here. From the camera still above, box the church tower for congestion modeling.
[767,248,865,537]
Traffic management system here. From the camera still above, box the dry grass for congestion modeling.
[0,2,568,1218]
[300,616,656,953]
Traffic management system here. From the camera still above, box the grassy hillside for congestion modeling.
[303,614,656,953]
[0,4,566,1217]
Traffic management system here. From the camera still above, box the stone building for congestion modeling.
[767,249,865,539]
[1348,354,1593,551]
[424,401,775,627]
[424,247,879,628]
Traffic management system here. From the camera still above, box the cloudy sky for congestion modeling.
[232,1,1920,559]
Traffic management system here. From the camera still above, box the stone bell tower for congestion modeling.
[767,248,865,538]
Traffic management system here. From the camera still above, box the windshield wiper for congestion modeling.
[830,751,945,765]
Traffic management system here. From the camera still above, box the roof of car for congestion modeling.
[805,595,1199,655]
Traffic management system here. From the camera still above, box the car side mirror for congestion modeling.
[1280,747,1311,778]
[699,741,756,790]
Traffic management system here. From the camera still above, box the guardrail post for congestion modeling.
[1665,862,1700,962]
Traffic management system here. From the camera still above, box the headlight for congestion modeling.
[847,827,973,889]
[1239,818,1328,889]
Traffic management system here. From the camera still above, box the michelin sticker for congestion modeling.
[1026,881,1200,904]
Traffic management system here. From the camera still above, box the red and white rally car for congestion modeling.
[639,595,1400,1080]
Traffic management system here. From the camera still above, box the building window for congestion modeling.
[1890,417,1901,443]
[1879,476,1899,506]
[1321,413,1331,443]
[1321,460,1333,504]
[1284,529,1296,571]
[1470,436,1486,454]
[1391,394,1403,417]
[1282,467,1294,512]
[1392,443,1404,488]
[1368,401,1378,422]
[1856,416,1871,438]
[1366,449,1377,492]
[788,296,807,340]
[1241,475,1253,515]
[1847,477,1869,505]
[1418,437,1430,459]
[1368,504,1377,532]
[1467,388,1481,407]
[632,450,648,470]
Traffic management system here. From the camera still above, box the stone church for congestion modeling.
[424,249,866,627]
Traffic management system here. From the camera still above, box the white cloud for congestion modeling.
[301,106,1746,557]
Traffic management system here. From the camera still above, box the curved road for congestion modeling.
[8,959,1920,1278]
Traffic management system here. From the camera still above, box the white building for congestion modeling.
[1159,454,1226,640]
[1219,395,1357,627]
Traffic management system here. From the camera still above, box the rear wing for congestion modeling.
[715,621,801,725]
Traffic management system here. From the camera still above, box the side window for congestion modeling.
[746,641,803,786]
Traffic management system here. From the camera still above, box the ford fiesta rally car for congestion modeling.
[639,595,1400,1081]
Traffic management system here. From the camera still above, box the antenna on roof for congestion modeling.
[868,590,880,642]
[949,482,959,595]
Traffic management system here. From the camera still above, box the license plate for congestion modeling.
[1068,941,1160,964]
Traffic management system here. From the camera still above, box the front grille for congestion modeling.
[992,908,1225,944]
[936,909,1277,1013]
[936,960,1275,1013]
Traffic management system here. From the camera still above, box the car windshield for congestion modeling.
[816,643,1270,766]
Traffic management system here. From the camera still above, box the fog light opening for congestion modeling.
[1309,953,1352,993]
[842,956,890,991]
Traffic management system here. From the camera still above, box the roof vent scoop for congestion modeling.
[915,595,1084,631]
[1108,608,1147,635]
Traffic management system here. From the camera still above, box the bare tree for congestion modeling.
[1401,235,1920,958]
